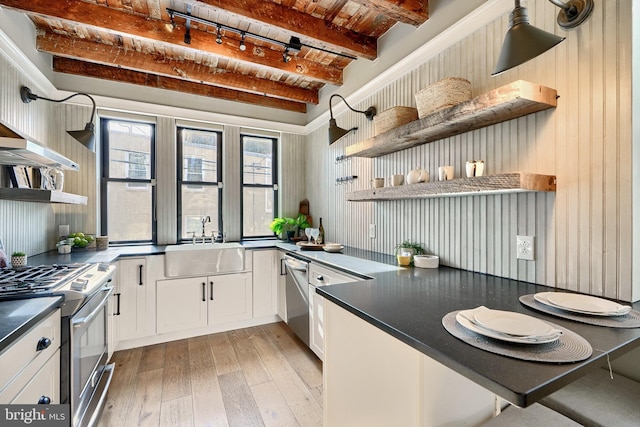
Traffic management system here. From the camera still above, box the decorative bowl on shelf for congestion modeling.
[414,255,439,269]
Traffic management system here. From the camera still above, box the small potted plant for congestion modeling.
[394,240,425,266]
[11,251,27,268]
[269,217,296,240]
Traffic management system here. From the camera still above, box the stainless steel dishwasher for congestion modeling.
[284,253,310,346]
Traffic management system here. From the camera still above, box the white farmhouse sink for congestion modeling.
[164,243,245,277]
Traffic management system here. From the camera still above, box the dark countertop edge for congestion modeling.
[0,296,64,354]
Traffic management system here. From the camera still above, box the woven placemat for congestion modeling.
[519,295,640,328]
[442,311,593,363]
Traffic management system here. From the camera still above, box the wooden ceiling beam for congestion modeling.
[52,57,307,113]
[37,32,318,104]
[348,0,429,26]
[0,0,343,85]
[193,0,378,60]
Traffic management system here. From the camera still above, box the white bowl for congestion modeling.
[414,255,439,268]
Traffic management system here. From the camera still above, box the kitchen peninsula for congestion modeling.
[317,267,640,426]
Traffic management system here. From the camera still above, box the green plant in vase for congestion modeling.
[11,251,27,268]
[394,240,425,266]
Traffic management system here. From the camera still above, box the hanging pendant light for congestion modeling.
[20,86,97,152]
[328,94,376,146]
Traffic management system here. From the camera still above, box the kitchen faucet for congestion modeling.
[201,216,211,243]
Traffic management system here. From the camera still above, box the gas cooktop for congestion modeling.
[0,263,91,298]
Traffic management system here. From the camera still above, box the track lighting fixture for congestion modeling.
[328,94,376,146]
[283,48,291,63]
[166,8,357,61]
[239,33,247,51]
[20,86,97,152]
[493,0,594,75]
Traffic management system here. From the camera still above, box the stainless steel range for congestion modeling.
[0,262,117,427]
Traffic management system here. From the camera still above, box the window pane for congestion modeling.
[243,137,272,185]
[107,121,153,180]
[181,129,218,182]
[106,182,152,241]
[181,185,219,239]
[243,187,273,236]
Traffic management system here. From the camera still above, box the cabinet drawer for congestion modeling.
[309,264,361,287]
[0,309,61,395]
[2,349,60,404]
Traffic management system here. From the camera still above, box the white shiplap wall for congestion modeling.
[306,0,635,301]
[0,50,94,256]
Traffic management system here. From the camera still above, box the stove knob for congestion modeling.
[71,279,88,290]
[98,263,109,272]
[36,337,51,351]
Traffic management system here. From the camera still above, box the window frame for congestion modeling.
[240,133,278,240]
[100,117,157,245]
[176,126,223,242]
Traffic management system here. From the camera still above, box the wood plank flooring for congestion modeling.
[98,322,323,427]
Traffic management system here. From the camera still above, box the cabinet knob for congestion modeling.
[37,396,51,404]
[317,275,324,281]
[36,337,51,351]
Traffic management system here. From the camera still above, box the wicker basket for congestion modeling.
[413,254,439,269]
[373,106,418,136]
[415,77,472,118]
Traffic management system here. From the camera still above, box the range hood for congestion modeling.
[0,136,79,171]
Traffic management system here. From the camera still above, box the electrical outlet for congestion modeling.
[369,224,376,239]
[516,235,535,261]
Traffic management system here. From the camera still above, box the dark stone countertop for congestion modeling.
[0,296,64,354]
[316,266,640,407]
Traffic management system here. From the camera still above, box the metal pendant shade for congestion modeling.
[492,2,565,76]
[328,118,356,146]
[20,86,97,152]
[327,94,376,145]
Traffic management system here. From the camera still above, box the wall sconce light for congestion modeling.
[328,94,376,146]
[492,0,594,76]
[20,86,97,152]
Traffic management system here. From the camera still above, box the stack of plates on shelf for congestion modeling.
[534,292,631,316]
[456,306,563,344]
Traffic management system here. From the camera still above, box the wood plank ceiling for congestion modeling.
[0,0,429,113]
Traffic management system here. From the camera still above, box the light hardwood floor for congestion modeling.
[98,322,323,427]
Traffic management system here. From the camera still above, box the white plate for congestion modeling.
[473,309,556,337]
[455,312,560,344]
[323,245,344,253]
[543,292,631,316]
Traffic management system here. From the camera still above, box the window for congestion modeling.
[241,134,277,238]
[177,127,222,241]
[100,118,156,244]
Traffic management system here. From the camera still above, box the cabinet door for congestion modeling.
[277,251,287,322]
[252,250,278,317]
[309,284,325,361]
[107,285,118,360]
[208,273,252,325]
[157,277,208,334]
[10,349,60,405]
[117,258,147,341]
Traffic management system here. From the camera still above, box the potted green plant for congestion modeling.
[270,214,311,241]
[293,214,311,238]
[394,240,425,266]
[11,251,27,268]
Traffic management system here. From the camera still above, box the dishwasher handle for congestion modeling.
[284,256,308,272]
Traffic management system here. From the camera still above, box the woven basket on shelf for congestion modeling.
[373,106,418,136]
[415,77,472,118]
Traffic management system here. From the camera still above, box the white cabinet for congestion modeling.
[156,272,252,334]
[277,251,287,322]
[308,263,361,361]
[116,258,148,341]
[0,309,61,404]
[252,250,278,318]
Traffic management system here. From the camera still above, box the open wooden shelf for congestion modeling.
[345,80,558,158]
[346,173,556,202]
[0,188,87,205]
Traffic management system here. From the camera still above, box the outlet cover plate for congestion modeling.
[369,224,376,239]
[516,235,535,261]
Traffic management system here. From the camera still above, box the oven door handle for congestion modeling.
[72,286,114,329]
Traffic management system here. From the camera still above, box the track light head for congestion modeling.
[239,33,247,51]
[216,26,222,44]
[283,48,291,63]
